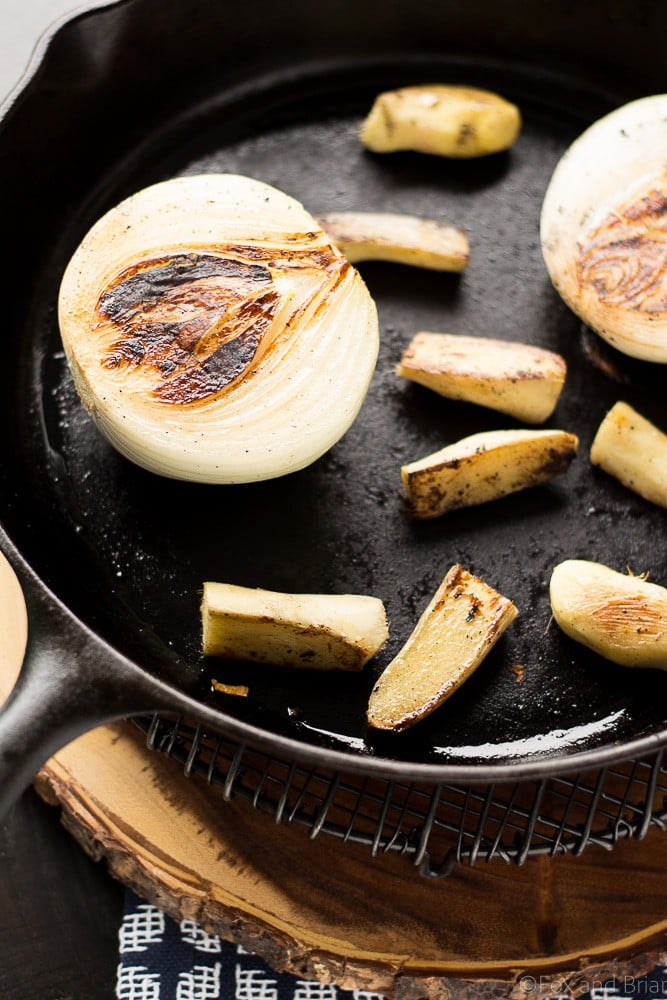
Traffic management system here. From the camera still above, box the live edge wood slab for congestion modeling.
[1,551,665,999]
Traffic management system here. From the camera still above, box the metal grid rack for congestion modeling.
[135,714,667,878]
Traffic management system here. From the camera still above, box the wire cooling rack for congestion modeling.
[135,714,667,877]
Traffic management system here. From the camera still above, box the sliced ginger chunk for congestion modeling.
[360,84,521,158]
[367,565,517,731]
[402,428,578,519]
[397,332,566,422]
[201,582,388,670]
[318,212,469,272]
[590,401,667,509]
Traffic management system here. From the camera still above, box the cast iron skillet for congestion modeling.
[1,0,666,817]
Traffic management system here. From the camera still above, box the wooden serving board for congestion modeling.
[1,552,666,998]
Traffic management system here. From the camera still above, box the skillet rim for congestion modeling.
[0,0,131,119]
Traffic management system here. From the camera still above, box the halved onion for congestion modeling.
[540,95,667,363]
[58,174,379,483]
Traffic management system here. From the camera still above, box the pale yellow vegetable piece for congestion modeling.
[360,84,521,158]
[211,680,249,697]
[550,560,667,670]
[201,582,388,671]
[591,401,667,509]
[367,564,517,731]
[397,332,567,422]
[318,212,469,272]
[402,428,578,519]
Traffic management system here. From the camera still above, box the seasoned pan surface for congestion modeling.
[2,0,666,773]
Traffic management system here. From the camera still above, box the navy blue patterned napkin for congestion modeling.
[117,889,667,1000]
[116,890,386,1000]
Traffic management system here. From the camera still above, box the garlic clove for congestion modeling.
[550,560,667,670]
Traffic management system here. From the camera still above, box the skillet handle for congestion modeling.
[0,551,174,819]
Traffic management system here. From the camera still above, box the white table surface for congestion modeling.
[0,0,90,102]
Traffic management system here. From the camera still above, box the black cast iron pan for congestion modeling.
[1,0,666,818]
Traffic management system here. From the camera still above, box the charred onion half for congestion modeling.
[541,95,667,363]
[58,174,379,483]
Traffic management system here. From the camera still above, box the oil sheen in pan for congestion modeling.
[39,66,667,767]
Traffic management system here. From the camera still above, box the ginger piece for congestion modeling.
[367,565,517,731]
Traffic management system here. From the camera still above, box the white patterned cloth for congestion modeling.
[117,892,388,1000]
[117,891,667,1000]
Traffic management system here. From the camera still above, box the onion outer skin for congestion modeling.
[58,174,379,484]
